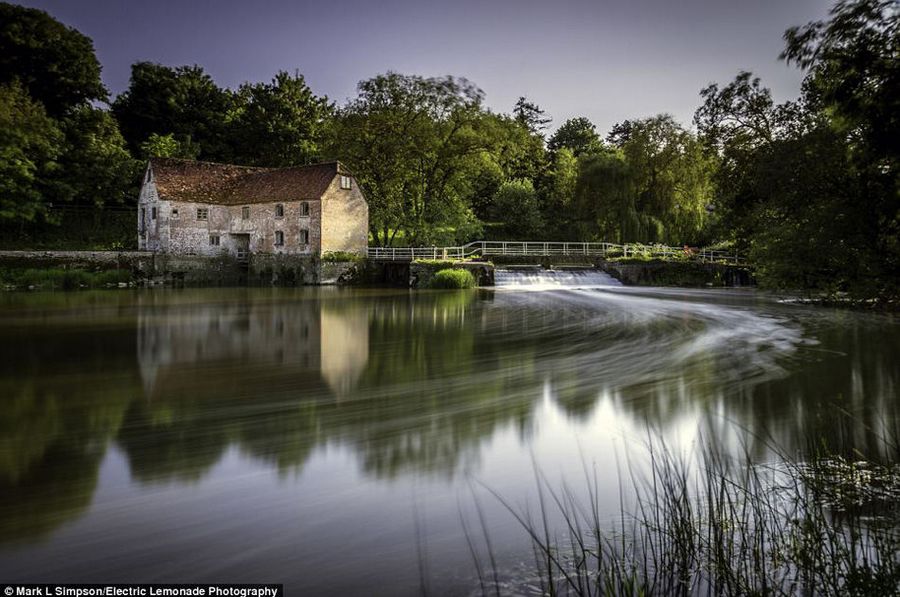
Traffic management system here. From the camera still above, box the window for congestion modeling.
[340,175,352,190]
[275,203,284,218]
[299,230,309,245]
[209,234,220,246]
[140,208,145,231]
[171,208,179,219]
[151,207,157,220]
[300,201,310,217]
[197,208,208,221]
[274,230,284,246]
[242,206,250,219]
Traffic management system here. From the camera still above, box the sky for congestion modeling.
[17,0,833,136]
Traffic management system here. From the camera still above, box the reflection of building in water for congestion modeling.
[137,295,368,399]
[320,309,369,398]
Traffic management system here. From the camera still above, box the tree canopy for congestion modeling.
[548,117,604,156]
[0,3,106,116]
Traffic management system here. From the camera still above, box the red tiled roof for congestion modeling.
[149,158,345,205]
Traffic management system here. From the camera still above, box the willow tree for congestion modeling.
[575,115,713,244]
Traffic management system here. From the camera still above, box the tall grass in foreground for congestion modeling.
[469,431,900,596]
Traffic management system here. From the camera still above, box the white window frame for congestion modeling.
[340,175,352,190]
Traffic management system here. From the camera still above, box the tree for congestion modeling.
[606,120,635,147]
[327,73,491,246]
[617,115,714,244]
[573,151,634,241]
[782,0,899,165]
[548,117,603,156]
[491,179,544,238]
[693,72,804,245]
[228,71,332,167]
[0,3,106,116]
[538,147,578,238]
[479,112,548,182]
[54,106,139,208]
[513,96,551,134]
[112,62,232,159]
[140,133,196,159]
[694,0,899,298]
[784,0,899,297]
[0,83,62,223]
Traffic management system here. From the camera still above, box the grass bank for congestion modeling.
[1,267,134,290]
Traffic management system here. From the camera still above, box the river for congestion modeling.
[0,277,897,594]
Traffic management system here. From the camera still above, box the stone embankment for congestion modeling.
[0,250,361,287]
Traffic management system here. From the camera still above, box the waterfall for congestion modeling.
[494,268,622,288]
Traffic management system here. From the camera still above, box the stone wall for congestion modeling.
[0,251,361,287]
[320,175,368,255]
[599,260,755,287]
[166,199,322,257]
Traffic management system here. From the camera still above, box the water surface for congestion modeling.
[0,279,897,594]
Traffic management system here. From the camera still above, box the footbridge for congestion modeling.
[366,241,742,265]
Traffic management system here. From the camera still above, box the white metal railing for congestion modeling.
[366,241,743,264]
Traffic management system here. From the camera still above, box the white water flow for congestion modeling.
[494,267,622,288]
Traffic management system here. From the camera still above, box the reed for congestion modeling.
[468,426,900,596]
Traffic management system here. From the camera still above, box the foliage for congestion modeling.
[0,6,136,225]
[140,132,195,159]
[782,0,899,165]
[695,0,899,299]
[54,106,140,209]
[616,114,714,244]
[0,3,106,116]
[538,147,578,237]
[428,268,475,289]
[413,259,468,268]
[1,267,133,290]
[547,116,603,156]
[491,179,544,238]
[573,150,633,241]
[0,82,62,223]
[327,72,490,246]
[111,62,232,159]
[321,251,364,263]
[513,96,551,134]
[228,71,332,167]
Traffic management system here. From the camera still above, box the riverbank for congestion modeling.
[0,250,361,289]
[0,249,760,292]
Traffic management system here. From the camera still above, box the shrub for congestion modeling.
[322,251,364,263]
[429,268,475,289]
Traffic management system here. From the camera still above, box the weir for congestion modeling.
[494,267,622,288]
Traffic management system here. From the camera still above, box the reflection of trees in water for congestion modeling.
[0,315,135,542]
[0,304,137,543]
[707,318,900,462]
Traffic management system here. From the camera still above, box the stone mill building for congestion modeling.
[137,158,368,258]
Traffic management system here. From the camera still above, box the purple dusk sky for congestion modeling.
[17,0,830,135]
